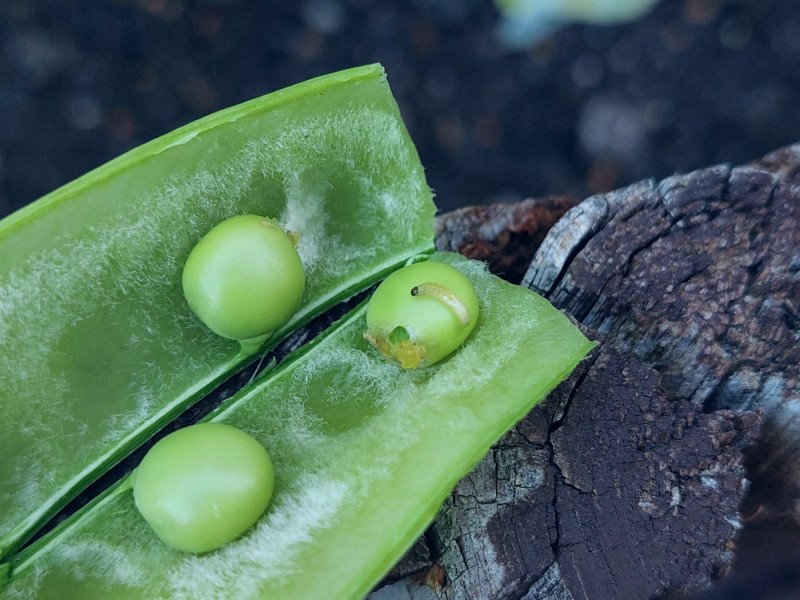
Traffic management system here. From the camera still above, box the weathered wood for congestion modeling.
[524,146,800,505]
[434,195,579,284]
[369,347,758,600]
[548,349,758,599]
[370,144,800,600]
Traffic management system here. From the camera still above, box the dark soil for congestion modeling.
[1,0,799,219]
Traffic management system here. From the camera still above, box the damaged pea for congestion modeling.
[364,261,479,369]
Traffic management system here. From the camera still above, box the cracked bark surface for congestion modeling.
[369,347,758,600]
[368,144,800,600]
[548,349,758,599]
[524,145,800,505]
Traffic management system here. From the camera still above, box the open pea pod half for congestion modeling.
[1,253,595,599]
[0,64,435,561]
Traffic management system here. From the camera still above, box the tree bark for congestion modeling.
[524,146,800,519]
[371,347,759,600]
[434,195,580,284]
[370,143,800,600]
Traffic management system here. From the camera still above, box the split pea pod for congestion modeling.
[1,253,595,600]
[0,64,434,562]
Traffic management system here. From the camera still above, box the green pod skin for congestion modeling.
[364,261,479,369]
[1,253,596,600]
[182,215,305,343]
[132,423,274,554]
[0,65,436,564]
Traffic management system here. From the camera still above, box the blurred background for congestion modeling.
[0,0,799,220]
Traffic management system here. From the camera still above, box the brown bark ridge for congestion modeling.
[434,195,580,284]
[368,143,800,600]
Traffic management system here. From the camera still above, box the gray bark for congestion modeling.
[371,143,800,600]
[524,145,800,507]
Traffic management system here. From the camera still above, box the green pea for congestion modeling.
[364,261,479,369]
[132,423,274,553]
[182,215,305,342]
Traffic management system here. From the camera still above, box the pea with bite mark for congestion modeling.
[364,261,479,369]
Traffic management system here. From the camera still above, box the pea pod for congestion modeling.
[1,253,595,599]
[0,64,435,561]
